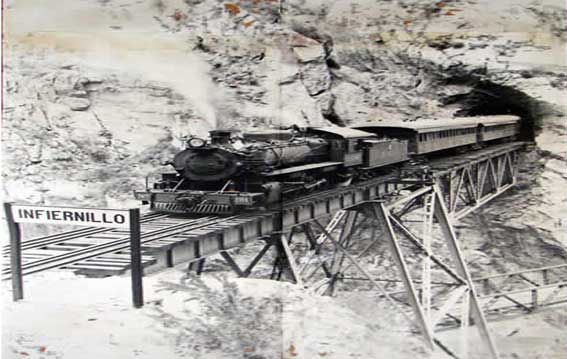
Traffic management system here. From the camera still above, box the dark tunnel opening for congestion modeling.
[441,81,553,142]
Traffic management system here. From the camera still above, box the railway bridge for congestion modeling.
[4,141,565,359]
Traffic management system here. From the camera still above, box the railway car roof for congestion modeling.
[355,115,520,133]
[308,127,376,139]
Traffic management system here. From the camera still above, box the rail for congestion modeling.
[2,215,225,279]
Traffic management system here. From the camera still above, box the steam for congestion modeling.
[74,33,225,130]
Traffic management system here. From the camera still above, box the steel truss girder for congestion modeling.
[436,149,520,220]
[188,237,277,279]
[282,185,500,359]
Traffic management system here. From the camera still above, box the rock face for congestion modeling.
[2,53,190,218]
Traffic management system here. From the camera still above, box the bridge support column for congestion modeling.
[284,185,500,359]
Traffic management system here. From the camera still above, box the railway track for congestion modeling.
[2,142,528,281]
[2,214,241,279]
[1,212,169,256]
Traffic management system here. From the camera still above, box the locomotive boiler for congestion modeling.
[135,128,357,214]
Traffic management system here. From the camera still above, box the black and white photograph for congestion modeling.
[1,1,566,358]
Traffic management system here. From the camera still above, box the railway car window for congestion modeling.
[349,141,357,152]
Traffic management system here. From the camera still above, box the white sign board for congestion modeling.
[11,205,131,229]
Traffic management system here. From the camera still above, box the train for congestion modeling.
[134,115,521,214]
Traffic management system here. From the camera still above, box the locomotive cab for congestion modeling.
[307,127,374,167]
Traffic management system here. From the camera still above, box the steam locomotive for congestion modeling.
[134,115,520,214]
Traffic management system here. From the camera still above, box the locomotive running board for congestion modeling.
[265,161,342,176]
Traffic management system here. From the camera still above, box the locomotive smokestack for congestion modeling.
[210,130,232,145]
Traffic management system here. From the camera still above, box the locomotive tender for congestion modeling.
[134,115,520,214]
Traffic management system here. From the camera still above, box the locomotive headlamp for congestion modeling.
[187,137,206,148]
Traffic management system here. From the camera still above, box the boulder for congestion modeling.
[300,62,331,96]
[289,32,326,63]
[275,80,327,126]
[331,81,370,124]
[69,90,88,98]
[292,46,326,64]
[53,70,82,95]
[61,97,91,111]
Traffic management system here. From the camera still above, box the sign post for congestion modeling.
[4,203,24,301]
[129,208,143,308]
[4,203,144,307]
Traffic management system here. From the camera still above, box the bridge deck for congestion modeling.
[3,142,527,278]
